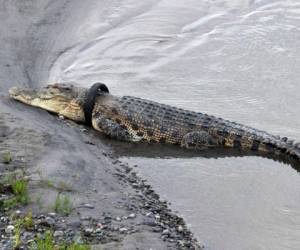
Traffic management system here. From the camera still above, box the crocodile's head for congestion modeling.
[9,84,86,122]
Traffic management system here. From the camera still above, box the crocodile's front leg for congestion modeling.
[92,115,133,142]
[181,131,218,150]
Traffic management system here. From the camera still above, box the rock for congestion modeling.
[128,213,136,219]
[45,217,55,226]
[1,240,12,250]
[146,212,153,217]
[96,223,103,229]
[81,203,94,209]
[84,228,94,235]
[5,225,14,234]
[143,218,157,227]
[178,240,185,247]
[53,231,64,237]
[103,216,112,223]
[48,212,56,217]
[22,231,33,240]
[56,223,67,230]
[119,227,128,233]
[162,229,170,235]
[0,216,8,223]
[178,225,183,232]
[67,221,81,228]
[115,216,121,221]
[15,210,21,215]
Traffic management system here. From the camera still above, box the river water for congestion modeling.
[3,0,300,249]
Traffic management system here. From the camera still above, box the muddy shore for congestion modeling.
[0,1,202,249]
[0,103,201,249]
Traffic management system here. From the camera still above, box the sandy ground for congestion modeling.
[0,1,201,249]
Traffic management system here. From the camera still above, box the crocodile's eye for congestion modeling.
[59,84,72,90]
[46,84,72,91]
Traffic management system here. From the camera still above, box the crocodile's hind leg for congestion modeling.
[92,116,133,142]
[181,131,218,150]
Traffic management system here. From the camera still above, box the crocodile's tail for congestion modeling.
[256,136,300,163]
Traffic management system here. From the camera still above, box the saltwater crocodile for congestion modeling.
[9,83,300,165]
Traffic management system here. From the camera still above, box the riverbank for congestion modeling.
[0,98,202,249]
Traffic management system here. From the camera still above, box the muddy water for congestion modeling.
[2,0,300,249]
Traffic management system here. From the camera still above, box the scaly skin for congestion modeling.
[9,83,300,164]
[93,95,299,156]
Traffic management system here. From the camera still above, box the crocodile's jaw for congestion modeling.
[9,85,86,122]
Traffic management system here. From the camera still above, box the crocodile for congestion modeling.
[9,83,300,166]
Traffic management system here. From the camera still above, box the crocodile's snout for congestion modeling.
[9,86,21,97]
[9,84,87,122]
[9,86,37,104]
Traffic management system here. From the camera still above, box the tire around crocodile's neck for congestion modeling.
[83,82,109,126]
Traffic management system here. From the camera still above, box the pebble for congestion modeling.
[129,213,136,219]
[154,214,160,220]
[146,212,153,217]
[48,212,56,217]
[53,231,64,237]
[162,229,170,235]
[0,217,8,223]
[104,216,112,223]
[45,217,55,226]
[119,227,128,233]
[81,203,94,209]
[22,232,33,240]
[55,223,67,230]
[96,223,103,229]
[84,228,94,235]
[5,225,14,234]
[115,216,121,221]
[178,225,183,232]
[67,221,81,228]
[58,115,65,120]
[178,240,185,247]
[143,218,157,227]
